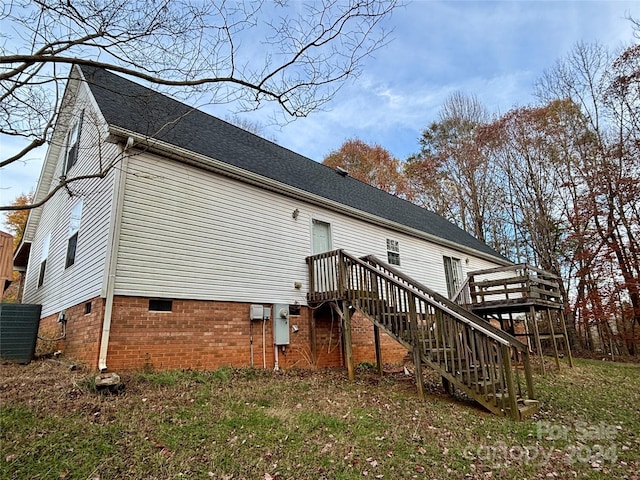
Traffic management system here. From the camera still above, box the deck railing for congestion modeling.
[456,264,563,308]
[306,250,536,419]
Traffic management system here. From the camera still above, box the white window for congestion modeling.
[65,201,83,268]
[37,233,51,288]
[443,256,463,299]
[64,111,84,173]
[386,239,400,266]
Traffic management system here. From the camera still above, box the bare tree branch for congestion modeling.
[1,0,399,205]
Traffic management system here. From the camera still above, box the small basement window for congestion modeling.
[386,239,400,266]
[149,299,173,312]
[84,302,92,314]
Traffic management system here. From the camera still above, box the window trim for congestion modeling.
[386,238,401,266]
[37,233,51,288]
[65,232,79,269]
[64,110,84,173]
[37,260,47,288]
[65,200,83,269]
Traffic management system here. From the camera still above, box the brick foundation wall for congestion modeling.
[36,297,103,366]
[42,296,410,372]
[350,312,408,365]
[105,296,409,372]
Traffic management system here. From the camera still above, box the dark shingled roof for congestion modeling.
[80,65,506,261]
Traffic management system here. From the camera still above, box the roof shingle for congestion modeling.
[81,65,505,261]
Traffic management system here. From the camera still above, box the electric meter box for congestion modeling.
[273,303,290,345]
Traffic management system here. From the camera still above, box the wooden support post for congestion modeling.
[546,309,561,370]
[337,251,348,297]
[373,324,383,376]
[342,302,355,381]
[413,346,425,400]
[502,344,519,420]
[522,349,535,399]
[307,256,315,299]
[530,305,545,375]
[559,310,574,368]
[408,293,424,399]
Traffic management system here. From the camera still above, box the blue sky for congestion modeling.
[266,0,638,162]
[1,0,638,215]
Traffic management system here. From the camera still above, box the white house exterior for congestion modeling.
[16,65,510,372]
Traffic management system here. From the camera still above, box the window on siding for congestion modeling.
[149,299,173,312]
[64,111,84,173]
[37,233,51,288]
[65,201,83,269]
[443,256,463,299]
[386,239,400,266]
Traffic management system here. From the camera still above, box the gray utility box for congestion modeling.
[0,303,43,364]
[273,304,290,345]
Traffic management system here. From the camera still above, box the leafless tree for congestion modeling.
[536,40,640,354]
[1,0,398,210]
[405,92,503,247]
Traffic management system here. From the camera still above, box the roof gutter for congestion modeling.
[107,126,511,267]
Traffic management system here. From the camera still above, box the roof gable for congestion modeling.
[80,65,506,262]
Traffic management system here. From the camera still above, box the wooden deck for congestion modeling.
[465,264,562,313]
[454,263,572,374]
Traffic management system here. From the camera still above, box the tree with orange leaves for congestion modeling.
[3,193,33,248]
[322,138,412,199]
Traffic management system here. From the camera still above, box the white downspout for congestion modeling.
[98,149,129,371]
[262,318,267,369]
[274,344,279,371]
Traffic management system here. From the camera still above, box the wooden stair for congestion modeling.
[306,250,538,420]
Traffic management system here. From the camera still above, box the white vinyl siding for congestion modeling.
[303,204,477,298]
[115,153,506,303]
[115,154,310,304]
[22,83,117,317]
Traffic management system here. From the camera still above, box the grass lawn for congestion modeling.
[1,358,638,479]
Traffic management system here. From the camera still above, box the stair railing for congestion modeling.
[306,250,536,419]
[361,255,528,351]
[452,275,472,307]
